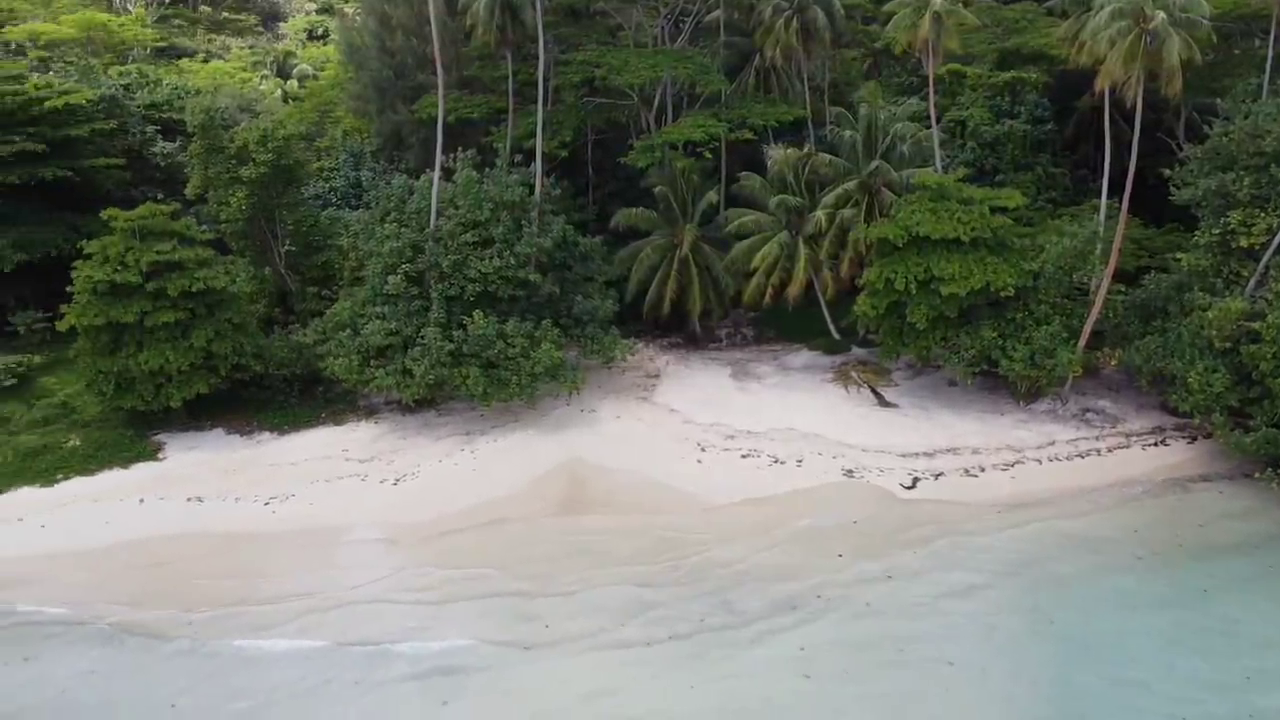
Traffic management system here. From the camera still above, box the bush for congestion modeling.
[856,176,1092,398]
[59,203,265,412]
[311,159,624,406]
[855,176,1032,360]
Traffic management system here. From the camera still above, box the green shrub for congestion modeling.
[856,176,1092,398]
[311,159,624,406]
[855,175,1032,360]
[58,203,265,412]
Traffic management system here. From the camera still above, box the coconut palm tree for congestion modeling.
[428,0,446,229]
[1068,0,1212,385]
[724,145,840,334]
[883,0,981,173]
[814,84,932,281]
[459,0,534,162]
[610,162,734,336]
[753,0,845,146]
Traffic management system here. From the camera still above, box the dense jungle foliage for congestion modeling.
[4,0,1280,486]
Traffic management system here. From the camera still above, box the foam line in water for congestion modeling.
[230,639,333,651]
[8,605,71,615]
[228,638,479,654]
[375,639,478,654]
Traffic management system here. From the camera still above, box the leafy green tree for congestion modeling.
[753,0,845,146]
[1170,98,1280,295]
[186,95,336,321]
[610,161,733,335]
[1069,0,1212,383]
[459,0,533,161]
[0,61,119,270]
[814,82,931,281]
[59,203,262,412]
[883,0,981,173]
[311,158,622,405]
[724,144,840,337]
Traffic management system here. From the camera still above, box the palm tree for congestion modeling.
[459,0,534,162]
[428,0,446,229]
[725,145,895,407]
[610,163,734,335]
[533,0,546,205]
[1068,0,1212,386]
[1265,0,1278,100]
[814,84,932,281]
[724,145,840,335]
[1048,0,1112,238]
[754,0,845,146]
[883,0,981,173]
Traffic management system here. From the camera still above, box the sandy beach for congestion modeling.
[0,346,1244,611]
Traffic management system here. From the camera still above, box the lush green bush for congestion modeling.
[59,203,265,412]
[856,176,1092,398]
[311,159,625,406]
[855,175,1031,359]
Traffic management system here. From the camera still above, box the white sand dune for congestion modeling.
[0,346,1245,620]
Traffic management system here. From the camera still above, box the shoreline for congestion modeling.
[0,345,1252,618]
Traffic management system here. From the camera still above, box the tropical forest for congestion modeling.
[3,0,1280,487]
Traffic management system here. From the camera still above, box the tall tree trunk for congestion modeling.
[428,0,445,230]
[1266,1,1278,101]
[925,44,943,173]
[811,271,841,340]
[1069,80,1144,393]
[822,55,831,133]
[718,0,727,214]
[534,0,546,206]
[813,271,897,408]
[504,48,515,162]
[1245,226,1280,297]
[1097,90,1111,238]
[586,119,595,213]
[800,51,816,147]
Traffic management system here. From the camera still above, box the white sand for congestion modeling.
[0,346,1246,619]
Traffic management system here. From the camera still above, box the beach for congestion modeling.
[2,346,1277,719]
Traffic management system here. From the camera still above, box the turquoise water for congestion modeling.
[3,481,1279,719]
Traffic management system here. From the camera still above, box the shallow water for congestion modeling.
[3,481,1279,720]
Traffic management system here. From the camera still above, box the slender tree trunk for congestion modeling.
[586,119,595,213]
[822,55,831,132]
[1265,2,1278,101]
[811,271,841,340]
[504,48,515,162]
[428,0,445,230]
[719,0,727,214]
[534,0,546,206]
[800,52,816,147]
[1068,80,1144,393]
[1097,90,1111,237]
[1245,226,1280,297]
[813,270,897,408]
[925,44,943,173]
